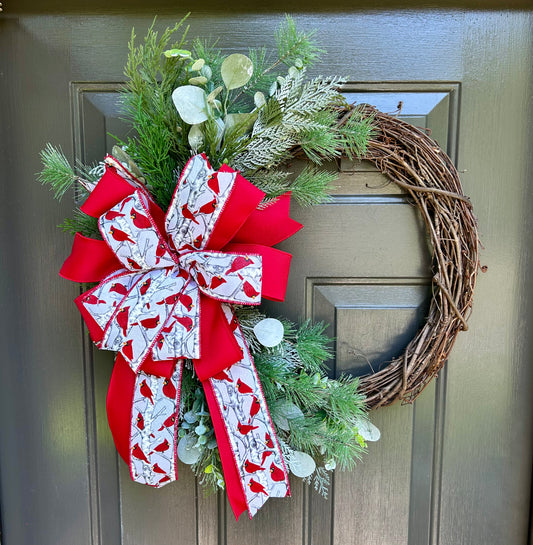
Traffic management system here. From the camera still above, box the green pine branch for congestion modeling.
[59,209,101,239]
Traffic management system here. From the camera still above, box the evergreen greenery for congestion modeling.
[179,308,369,497]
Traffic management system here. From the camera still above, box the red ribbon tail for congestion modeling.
[107,353,136,465]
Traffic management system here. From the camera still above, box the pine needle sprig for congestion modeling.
[38,144,81,200]
[338,105,375,160]
[289,166,336,206]
[274,15,324,69]
[58,209,101,239]
[295,320,332,372]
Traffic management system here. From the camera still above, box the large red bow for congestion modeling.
[60,154,302,518]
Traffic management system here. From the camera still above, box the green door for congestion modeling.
[1,7,531,545]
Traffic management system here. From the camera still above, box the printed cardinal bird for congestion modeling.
[152,463,166,474]
[158,475,171,485]
[248,478,268,495]
[175,316,193,331]
[110,226,136,244]
[238,275,260,299]
[136,412,145,430]
[236,378,253,394]
[116,306,130,337]
[226,256,252,274]
[181,203,199,224]
[158,413,176,431]
[157,294,179,306]
[84,294,105,305]
[210,276,227,290]
[140,379,154,404]
[249,395,261,418]
[198,198,217,214]
[213,369,232,382]
[207,173,219,194]
[244,460,265,473]
[122,339,133,360]
[130,209,152,229]
[162,378,177,399]
[155,241,167,258]
[177,292,193,311]
[237,422,259,435]
[127,257,142,270]
[152,439,170,453]
[139,278,151,296]
[104,210,125,221]
[270,463,285,482]
[195,271,207,288]
[132,443,150,464]
[230,314,239,331]
[261,450,273,466]
[133,316,160,329]
[193,234,203,248]
[265,433,274,449]
[110,282,128,295]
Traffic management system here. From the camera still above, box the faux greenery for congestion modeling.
[180,308,368,496]
[39,15,376,497]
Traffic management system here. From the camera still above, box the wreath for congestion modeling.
[38,15,479,519]
[328,106,481,409]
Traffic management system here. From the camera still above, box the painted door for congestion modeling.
[1,8,531,545]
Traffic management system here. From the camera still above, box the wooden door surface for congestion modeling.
[1,7,532,545]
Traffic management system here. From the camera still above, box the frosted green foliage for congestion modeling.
[38,144,97,200]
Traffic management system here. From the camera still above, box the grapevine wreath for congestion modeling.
[39,16,479,519]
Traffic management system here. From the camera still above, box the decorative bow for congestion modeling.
[60,154,302,519]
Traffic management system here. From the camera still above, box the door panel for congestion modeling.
[1,9,531,545]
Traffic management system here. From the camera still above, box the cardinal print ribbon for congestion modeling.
[60,153,302,519]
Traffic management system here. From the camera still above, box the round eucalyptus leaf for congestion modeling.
[191,58,205,71]
[289,451,316,478]
[195,423,207,436]
[221,53,253,90]
[253,318,284,347]
[177,434,202,465]
[172,85,209,125]
[277,400,304,420]
[273,399,304,431]
[269,81,278,96]
[188,124,204,151]
[288,66,299,77]
[200,65,213,80]
[189,76,208,86]
[183,410,198,424]
[294,57,304,69]
[355,418,381,442]
[254,91,266,109]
